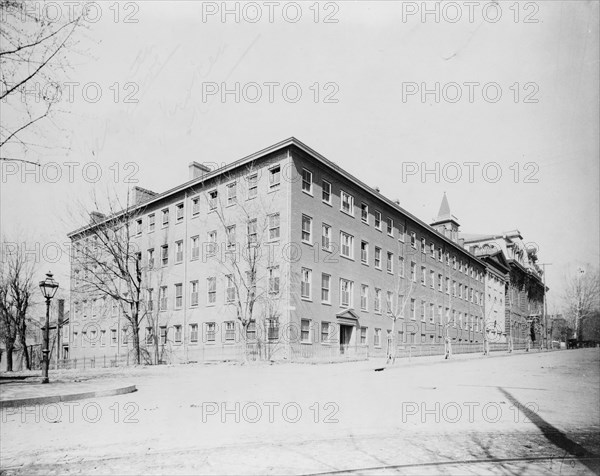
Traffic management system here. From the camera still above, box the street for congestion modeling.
[1,349,599,475]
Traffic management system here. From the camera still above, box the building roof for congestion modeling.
[67,137,486,266]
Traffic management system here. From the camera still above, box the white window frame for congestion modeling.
[339,278,354,308]
[340,231,354,259]
[340,190,354,216]
[301,168,313,195]
[360,203,369,224]
[322,179,331,204]
[302,215,312,244]
[321,273,331,304]
[301,268,312,300]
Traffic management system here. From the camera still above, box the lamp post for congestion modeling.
[39,271,59,384]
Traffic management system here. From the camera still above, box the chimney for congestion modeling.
[133,186,157,205]
[89,211,106,224]
[189,161,211,180]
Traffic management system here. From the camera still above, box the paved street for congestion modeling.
[1,349,599,475]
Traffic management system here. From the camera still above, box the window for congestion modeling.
[398,223,405,242]
[340,232,354,259]
[174,283,183,309]
[227,182,237,206]
[301,319,311,343]
[438,306,443,323]
[122,327,129,344]
[340,190,354,215]
[191,236,199,260]
[361,203,368,223]
[192,196,200,215]
[159,286,167,311]
[208,190,218,210]
[360,284,368,310]
[420,301,426,321]
[247,174,258,199]
[162,208,169,227]
[144,328,152,345]
[360,327,367,345]
[247,219,257,245]
[225,321,235,341]
[301,169,313,194]
[446,252,450,266]
[176,203,184,222]
[190,281,199,307]
[226,225,236,251]
[445,277,450,294]
[453,255,457,269]
[269,165,281,188]
[459,283,463,299]
[321,273,330,303]
[111,329,117,345]
[206,322,216,342]
[410,261,417,282]
[374,328,381,347]
[340,278,353,307]
[430,270,435,288]
[302,215,312,243]
[190,324,198,343]
[148,248,155,269]
[430,243,435,257]
[246,322,256,341]
[438,247,443,261]
[264,266,278,294]
[374,247,382,269]
[453,281,457,297]
[148,213,155,232]
[322,180,331,204]
[268,213,280,240]
[160,326,167,345]
[161,245,168,266]
[207,277,216,304]
[301,268,312,299]
[321,322,331,343]
[386,291,393,314]
[174,325,182,343]
[410,299,416,319]
[374,211,382,230]
[421,237,426,253]
[438,273,443,292]
[374,288,382,313]
[430,303,435,322]
[136,219,142,235]
[399,256,405,277]
[386,217,393,236]
[207,231,217,256]
[322,223,332,251]
[267,317,279,340]
[421,266,426,286]
[226,275,235,303]
[360,241,368,264]
[387,252,393,273]
[176,240,183,263]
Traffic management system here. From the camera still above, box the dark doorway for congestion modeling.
[340,325,353,354]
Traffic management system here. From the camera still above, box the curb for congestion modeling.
[0,384,137,409]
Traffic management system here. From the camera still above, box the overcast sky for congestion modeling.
[1,1,598,310]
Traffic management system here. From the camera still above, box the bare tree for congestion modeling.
[1,0,85,161]
[71,190,147,364]
[563,266,600,343]
[0,239,36,370]
[204,164,284,363]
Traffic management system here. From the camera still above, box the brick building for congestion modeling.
[68,138,499,364]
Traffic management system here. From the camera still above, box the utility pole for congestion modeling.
[539,263,552,350]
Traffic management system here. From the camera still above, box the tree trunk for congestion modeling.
[19,327,30,370]
[5,344,14,372]
[131,318,141,365]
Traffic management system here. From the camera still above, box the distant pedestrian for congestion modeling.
[445,337,452,359]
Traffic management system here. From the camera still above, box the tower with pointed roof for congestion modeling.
[430,193,460,242]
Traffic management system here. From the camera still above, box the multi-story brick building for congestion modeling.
[462,231,546,348]
[67,138,495,364]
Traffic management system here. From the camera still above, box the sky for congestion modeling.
[1,0,598,312]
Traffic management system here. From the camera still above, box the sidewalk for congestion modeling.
[0,378,136,408]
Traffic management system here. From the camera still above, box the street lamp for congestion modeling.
[39,271,59,384]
